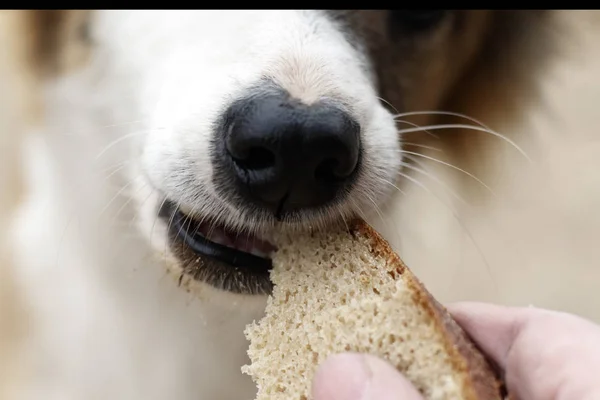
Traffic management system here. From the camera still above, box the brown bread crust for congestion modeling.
[351,220,503,400]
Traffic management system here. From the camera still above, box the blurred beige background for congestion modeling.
[383,10,600,323]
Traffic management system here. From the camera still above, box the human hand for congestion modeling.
[312,302,600,400]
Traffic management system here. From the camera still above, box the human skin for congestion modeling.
[312,302,600,400]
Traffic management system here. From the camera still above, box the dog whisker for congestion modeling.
[391,171,497,291]
[347,196,370,224]
[99,181,136,218]
[337,205,351,235]
[94,130,151,161]
[150,194,169,245]
[400,150,495,196]
[363,186,398,241]
[397,123,531,162]
[376,177,405,197]
[163,198,183,266]
[401,142,443,152]
[395,119,438,139]
[357,180,408,246]
[393,110,493,132]
[377,96,400,115]
[112,181,150,229]
[399,161,468,206]
[102,159,132,173]
[102,162,133,183]
[98,119,152,129]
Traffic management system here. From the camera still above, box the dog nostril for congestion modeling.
[233,147,276,171]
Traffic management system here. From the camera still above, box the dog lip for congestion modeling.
[159,201,274,273]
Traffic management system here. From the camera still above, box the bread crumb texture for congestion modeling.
[243,223,500,400]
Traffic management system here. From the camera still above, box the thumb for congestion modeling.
[312,353,425,400]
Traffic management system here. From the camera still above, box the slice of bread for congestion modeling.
[243,220,502,400]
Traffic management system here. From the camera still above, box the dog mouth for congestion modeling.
[160,201,276,274]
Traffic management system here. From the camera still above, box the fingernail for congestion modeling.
[360,355,425,400]
[313,353,424,400]
[312,353,372,400]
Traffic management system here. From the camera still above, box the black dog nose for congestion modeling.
[221,93,361,215]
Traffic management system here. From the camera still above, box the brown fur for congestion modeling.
[320,11,558,201]
[385,11,557,199]
[23,10,92,77]
[437,11,559,197]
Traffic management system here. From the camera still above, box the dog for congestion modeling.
[1,10,556,399]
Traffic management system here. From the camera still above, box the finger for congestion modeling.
[448,302,600,400]
[446,302,528,370]
[312,353,425,400]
